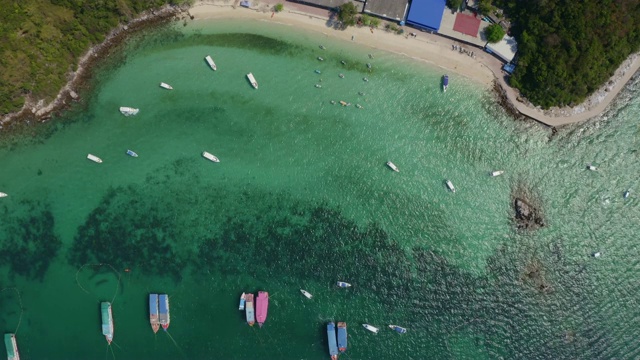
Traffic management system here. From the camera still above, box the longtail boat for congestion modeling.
[337,322,347,353]
[149,294,160,333]
[245,293,255,326]
[101,302,114,344]
[238,292,246,311]
[159,294,170,331]
[327,322,338,360]
[4,334,19,360]
[256,291,269,327]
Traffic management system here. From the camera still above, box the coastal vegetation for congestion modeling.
[337,2,358,28]
[0,0,192,115]
[274,3,284,12]
[494,0,640,108]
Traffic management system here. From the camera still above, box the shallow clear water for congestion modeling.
[0,18,639,359]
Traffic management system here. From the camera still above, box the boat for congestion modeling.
[362,324,379,333]
[300,289,312,299]
[386,161,399,172]
[245,293,255,326]
[355,104,363,109]
[87,154,103,163]
[101,302,114,344]
[315,69,322,74]
[339,74,345,78]
[205,55,217,71]
[339,101,347,106]
[593,252,602,258]
[446,180,456,193]
[327,322,339,360]
[587,164,597,171]
[247,73,258,89]
[341,60,346,65]
[337,322,347,353]
[126,150,138,157]
[330,100,336,105]
[159,294,170,331]
[389,325,407,334]
[358,92,365,96]
[119,107,139,116]
[317,57,324,61]
[202,151,220,163]
[624,190,630,199]
[239,292,246,311]
[315,84,322,88]
[319,45,326,50]
[363,77,369,82]
[149,294,160,333]
[256,291,269,327]
[0,193,7,198]
[336,281,351,288]
[443,74,449,92]
[491,170,504,177]
[160,82,173,90]
[4,334,19,360]
[366,63,372,69]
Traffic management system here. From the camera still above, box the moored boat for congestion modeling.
[300,289,312,299]
[159,294,170,331]
[337,322,347,353]
[202,151,220,163]
[317,57,324,61]
[119,107,139,116]
[315,84,322,88]
[126,150,138,157]
[101,302,114,344]
[624,190,630,199]
[389,325,407,334]
[0,192,7,198]
[446,180,456,193]
[205,55,217,71]
[327,322,339,360]
[256,291,269,327]
[4,334,19,360]
[336,281,351,288]
[247,73,258,89]
[245,293,255,326]
[491,170,504,177]
[362,324,379,333]
[160,82,173,90]
[87,154,103,163]
[587,164,597,171]
[386,161,399,172]
[315,69,322,74]
[239,292,246,311]
[443,74,449,92]
[149,294,160,334]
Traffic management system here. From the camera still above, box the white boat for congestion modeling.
[119,107,139,116]
[593,252,602,258]
[315,84,322,88]
[300,289,313,299]
[126,150,138,157]
[356,104,363,109]
[363,324,379,333]
[446,180,455,192]
[205,55,217,71]
[587,164,597,171]
[624,190,630,199]
[247,73,258,89]
[238,292,246,311]
[202,151,220,163]
[87,154,103,163]
[160,82,173,90]
[336,281,351,288]
[0,192,7,198]
[317,57,324,61]
[491,170,504,177]
[386,161,399,172]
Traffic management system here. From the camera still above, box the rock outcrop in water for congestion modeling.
[512,182,545,230]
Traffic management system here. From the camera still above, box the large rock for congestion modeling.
[514,197,545,230]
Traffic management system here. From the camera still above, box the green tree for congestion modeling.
[478,0,493,15]
[361,14,371,26]
[274,3,284,12]
[485,24,505,43]
[447,0,463,11]
[370,18,381,28]
[337,2,358,27]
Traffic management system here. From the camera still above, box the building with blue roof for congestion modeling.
[406,0,447,32]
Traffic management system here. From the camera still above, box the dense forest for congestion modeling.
[0,0,192,115]
[495,0,640,108]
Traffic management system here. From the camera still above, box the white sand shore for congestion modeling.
[190,1,640,127]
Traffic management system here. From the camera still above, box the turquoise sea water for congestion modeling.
[1,18,640,359]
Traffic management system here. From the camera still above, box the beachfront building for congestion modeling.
[438,10,490,47]
[405,0,446,32]
[289,0,364,12]
[363,0,409,22]
[485,35,518,63]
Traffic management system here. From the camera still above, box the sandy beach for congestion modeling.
[190,0,640,127]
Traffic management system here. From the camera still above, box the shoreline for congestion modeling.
[0,4,187,130]
[1,0,637,129]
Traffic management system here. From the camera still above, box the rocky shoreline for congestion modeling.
[0,4,190,132]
